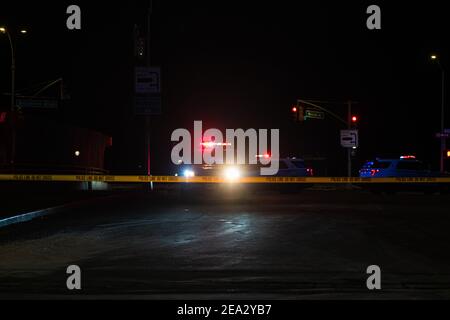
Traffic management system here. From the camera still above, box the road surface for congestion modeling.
[1,187,450,299]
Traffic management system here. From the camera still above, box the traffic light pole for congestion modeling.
[296,99,357,178]
[347,100,352,178]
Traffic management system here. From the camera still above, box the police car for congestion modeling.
[178,157,313,179]
[359,156,447,194]
[359,156,437,178]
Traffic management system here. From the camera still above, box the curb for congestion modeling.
[0,206,62,228]
[0,194,119,229]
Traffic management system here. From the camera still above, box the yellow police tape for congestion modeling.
[1,174,450,184]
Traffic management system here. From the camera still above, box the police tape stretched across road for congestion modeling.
[1,174,450,184]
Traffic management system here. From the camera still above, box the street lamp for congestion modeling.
[0,26,28,166]
[430,53,446,173]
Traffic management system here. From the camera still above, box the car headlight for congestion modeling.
[224,167,241,181]
[183,169,195,178]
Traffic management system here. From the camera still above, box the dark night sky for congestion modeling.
[1,1,449,174]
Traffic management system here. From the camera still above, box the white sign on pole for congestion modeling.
[134,66,162,115]
[135,67,160,94]
[341,130,359,148]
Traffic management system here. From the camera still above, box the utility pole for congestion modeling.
[440,69,446,173]
[431,54,446,173]
[146,0,153,191]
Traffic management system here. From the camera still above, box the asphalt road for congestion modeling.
[1,186,450,299]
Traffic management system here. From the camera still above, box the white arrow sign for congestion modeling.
[341,130,359,148]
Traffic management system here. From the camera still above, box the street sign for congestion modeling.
[340,130,359,148]
[135,67,161,94]
[134,66,162,115]
[16,98,58,109]
[436,133,450,138]
[304,109,325,120]
[134,96,162,115]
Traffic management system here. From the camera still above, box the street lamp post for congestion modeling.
[0,27,15,112]
[0,26,27,166]
[431,54,446,173]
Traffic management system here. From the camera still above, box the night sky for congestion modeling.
[1,1,448,174]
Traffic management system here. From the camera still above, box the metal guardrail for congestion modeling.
[1,174,450,184]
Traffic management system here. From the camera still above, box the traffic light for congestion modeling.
[447,150,450,158]
[133,25,145,59]
[291,105,304,122]
[350,115,358,128]
[291,106,298,122]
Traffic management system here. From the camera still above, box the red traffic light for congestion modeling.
[351,116,358,123]
[291,105,304,122]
